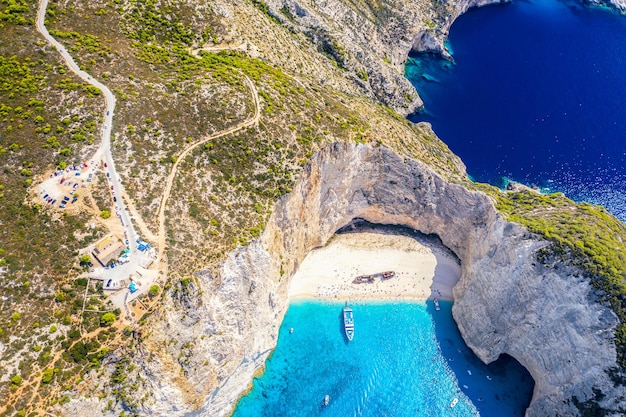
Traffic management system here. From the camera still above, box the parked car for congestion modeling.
[104,162,107,168]
[63,196,69,201]
[113,196,117,202]
[110,185,114,190]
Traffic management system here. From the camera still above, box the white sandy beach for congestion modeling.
[288,232,461,301]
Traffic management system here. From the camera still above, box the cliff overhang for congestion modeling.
[189,142,622,417]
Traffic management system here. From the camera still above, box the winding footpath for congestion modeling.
[36,0,261,290]
[19,1,262,414]
[154,74,260,265]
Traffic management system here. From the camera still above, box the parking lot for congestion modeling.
[37,160,96,209]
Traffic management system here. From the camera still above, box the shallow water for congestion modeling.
[232,301,533,417]
[407,0,626,221]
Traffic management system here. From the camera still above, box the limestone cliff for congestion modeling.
[257,0,508,114]
[123,142,622,417]
[252,0,626,115]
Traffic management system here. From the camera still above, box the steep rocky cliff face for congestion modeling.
[254,0,625,115]
[258,0,507,114]
[131,142,622,417]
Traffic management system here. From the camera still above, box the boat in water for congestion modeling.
[450,397,458,408]
[323,394,330,406]
[434,298,440,311]
[343,303,354,341]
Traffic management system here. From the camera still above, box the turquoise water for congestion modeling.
[406,0,626,221]
[232,301,533,416]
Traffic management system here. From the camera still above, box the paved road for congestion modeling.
[36,0,142,276]
[37,0,261,302]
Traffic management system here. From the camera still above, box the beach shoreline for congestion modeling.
[288,231,461,302]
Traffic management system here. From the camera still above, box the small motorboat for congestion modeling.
[450,397,458,408]
[323,394,330,406]
[343,303,354,341]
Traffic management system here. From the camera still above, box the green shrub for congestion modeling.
[41,368,54,384]
[100,312,116,326]
[148,284,159,297]
[10,374,22,386]
[69,341,88,363]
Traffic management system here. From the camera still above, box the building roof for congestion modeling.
[94,235,115,252]
[92,238,124,266]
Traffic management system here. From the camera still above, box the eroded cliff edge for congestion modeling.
[252,0,626,115]
[156,142,622,417]
[257,0,509,114]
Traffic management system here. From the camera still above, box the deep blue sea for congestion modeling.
[406,0,626,222]
[232,301,533,417]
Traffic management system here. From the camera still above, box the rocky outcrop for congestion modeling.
[137,142,621,417]
[252,0,625,115]
[411,0,510,57]
[588,0,626,12]
[256,0,502,114]
[63,142,621,416]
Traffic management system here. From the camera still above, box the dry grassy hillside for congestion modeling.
[2,0,625,414]
[0,0,464,413]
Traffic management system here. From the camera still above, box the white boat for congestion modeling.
[324,394,330,406]
[434,298,441,311]
[450,397,458,408]
[343,303,354,341]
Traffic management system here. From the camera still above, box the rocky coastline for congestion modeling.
[256,0,625,115]
[53,1,626,415]
[154,142,623,417]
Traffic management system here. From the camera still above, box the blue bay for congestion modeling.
[406,0,626,222]
[232,301,533,416]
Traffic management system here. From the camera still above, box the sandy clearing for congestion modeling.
[288,232,460,301]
